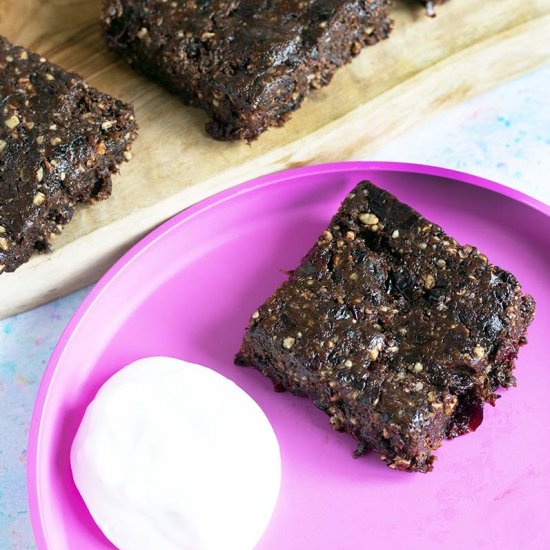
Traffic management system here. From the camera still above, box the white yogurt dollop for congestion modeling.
[71,357,281,550]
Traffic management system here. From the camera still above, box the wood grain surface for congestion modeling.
[0,0,549,318]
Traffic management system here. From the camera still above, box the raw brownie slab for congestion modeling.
[236,181,535,472]
[0,36,137,274]
[423,0,448,17]
[101,0,393,141]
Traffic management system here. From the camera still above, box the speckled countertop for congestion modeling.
[1,67,550,549]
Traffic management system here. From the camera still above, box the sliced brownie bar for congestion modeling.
[101,0,393,141]
[236,181,535,472]
[0,35,137,274]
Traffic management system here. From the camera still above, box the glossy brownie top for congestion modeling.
[240,181,535,469]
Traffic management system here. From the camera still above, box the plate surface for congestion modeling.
[28,162,550,549]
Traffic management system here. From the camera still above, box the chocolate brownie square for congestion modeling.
[0,35,137,273]
[236,181,535,472]
[101,0,393,141]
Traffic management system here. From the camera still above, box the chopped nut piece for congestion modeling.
[0,139,6,152]
[444,395,458,415]
[423,274,435,289]
[413,362,423,373]
[282,337,295,350]
[473,345,485,359]
[391,229,399,239]
[389,457,411,470]
[5,114,20,128]
[0,237,9,251]
[368,347,379,361]
[358,212,379,226]
[478,253,488,263]
[33,192,46,206]
[36,167,44,182]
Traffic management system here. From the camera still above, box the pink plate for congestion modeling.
[28,162,550,550]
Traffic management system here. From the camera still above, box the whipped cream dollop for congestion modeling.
[71,357,281,550]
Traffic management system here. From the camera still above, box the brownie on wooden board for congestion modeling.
[101,0,393,142]
[0,36,137,274]
[236,181,535,472]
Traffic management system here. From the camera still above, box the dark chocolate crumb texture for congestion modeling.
[236,181,535,472]
[101,0,393,141]
[0,35,137,274]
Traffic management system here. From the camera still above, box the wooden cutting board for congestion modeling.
[1,0,549,318]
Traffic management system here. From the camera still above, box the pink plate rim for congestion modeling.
[27,161,550,549]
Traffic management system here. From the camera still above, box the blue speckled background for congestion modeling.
[1,67,549,548]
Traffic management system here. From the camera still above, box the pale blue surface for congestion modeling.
[1,67,549,549]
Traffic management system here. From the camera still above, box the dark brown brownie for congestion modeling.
[101,0,393,141]
[0,36,137,274]
[236,181,535,472]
